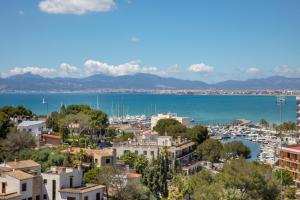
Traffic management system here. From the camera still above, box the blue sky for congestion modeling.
[0,0,300,83]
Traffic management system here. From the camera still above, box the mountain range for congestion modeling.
[0,73,300,91]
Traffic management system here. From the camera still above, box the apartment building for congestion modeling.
[0,160,42,200]
[278,144,300,187]
[62,147,116,168]
[151,113,191,130]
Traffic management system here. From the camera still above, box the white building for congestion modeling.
[113,133,200,174]
[17,121,46,136]
[297,96,300,133]
[151,113,191,130]
[0,160,42,200]
[42,166,104,200]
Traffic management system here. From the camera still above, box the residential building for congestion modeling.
[42,134,62,146]
[42,166,104,200]
[297,96,300,133]
[17,121,46,137]
[151,113,191,130]
[278,144,300,187]
[0,160,42,200]
[62,147,116,168]
[113,132,198,173]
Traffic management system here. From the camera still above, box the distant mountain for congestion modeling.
[0,73,300,91]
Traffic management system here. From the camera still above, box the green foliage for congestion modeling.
[114,132,134,143]
[46,111,60,132]
[222,141,251,160]
[18,148,35,160]
[64,104,92,115]
[218,159,280,200]
[59,126,70,142]
[0,130,35,162]
[31,148,64,172]
[153,119,182,135]
[121,151,138,167]
[275,122,298,132]
[0,112,10,138]
[134,154,149,173]
[121,182,151,200]
[89,110,109,130]
[259,118,269,128]
[0,105,33,118]
[275,169,294,186]
[284,187,296,200]
[142,147,171,198]
[186,125,208,144]
[197,139,223,163]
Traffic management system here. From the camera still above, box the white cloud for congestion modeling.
[3,66,57,77]
[245,67,260,74]
[273,65,300,76]
[129,36,140,42]
[39,0,116,15]
[84,60,161,76]
[18,10,24,15]
[167,64,180,73]
[59,63,81,76]
[189,63,214,73]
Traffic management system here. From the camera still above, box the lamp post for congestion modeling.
[277,95,286,200]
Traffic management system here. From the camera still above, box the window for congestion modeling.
[135,150,138,154]
[52,180,56,200]
[96,193,101,200]
[43,179,47,184]
[2,182,6,193]
[69,176,73,188]
[36,195,40,200]
[95,159,98,164]
[43,194,47,200]
[67,197,76,200]
[143,151,147,156]
[105,159,110,164]
[22,183,27,192]
[151,151,154,156]
[28,198,32,200]
[84,196,89,200]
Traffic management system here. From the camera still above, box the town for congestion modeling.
[0,95,298,200]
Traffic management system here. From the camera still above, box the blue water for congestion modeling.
[223,137,260,161]
[0,93,296,124]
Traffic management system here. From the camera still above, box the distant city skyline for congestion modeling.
[0,0,300,83]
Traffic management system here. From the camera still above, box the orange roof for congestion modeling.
[6,170,34,180]
[63,147,114,157]
[127,172,142,179]
[6,160,40,169]
[43,134,62,139]
[288,144,300,150]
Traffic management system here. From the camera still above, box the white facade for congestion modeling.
[151,113,191,130]
[42,166,104,200]
[17,120,46,136]
[297,96,300,132]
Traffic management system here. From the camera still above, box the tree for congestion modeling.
[222,141,251,160]
[165,123,187,138]
[121,182,151,200]
[89,110,109,131]
[186,125,209,144]
[114,132,134,143]
[64,104,92,115]
[284,187,296,200]
[259,119,269,128]
[120,151,138,167]
[218,159,280,200]
[134,154,148,173]
[46,111,60,132]
[153,119,182,135]
[59,125,70,142]
[0,112,10,138]
[197,139,223,163]
[275,169,294,187]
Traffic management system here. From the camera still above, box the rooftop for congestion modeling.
[18,120,45,127]
[0,192,22,200]
[287,144,300,151]
[6,170,34,180]
[3,160,40,170]
[63,147,114,157]
[59,184,105,194]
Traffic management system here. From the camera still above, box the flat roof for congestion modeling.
[18,120,45,127]
[6,170,34,180]
[59,184,105,194]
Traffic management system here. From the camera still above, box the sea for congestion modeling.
[0,93,296,125]
[1,93,294,160]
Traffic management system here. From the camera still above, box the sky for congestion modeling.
[0,0,300,83]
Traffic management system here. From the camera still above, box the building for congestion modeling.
[151,113,191,130]
[42,166,104,200]
[113,132,199,174]
[63,147,116,168]
[0,160,105,200]
[297,96,300,133]
[17,121,46,136]
[0,160,42,200]
[42,134,62,146]
[278,144,300,187]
